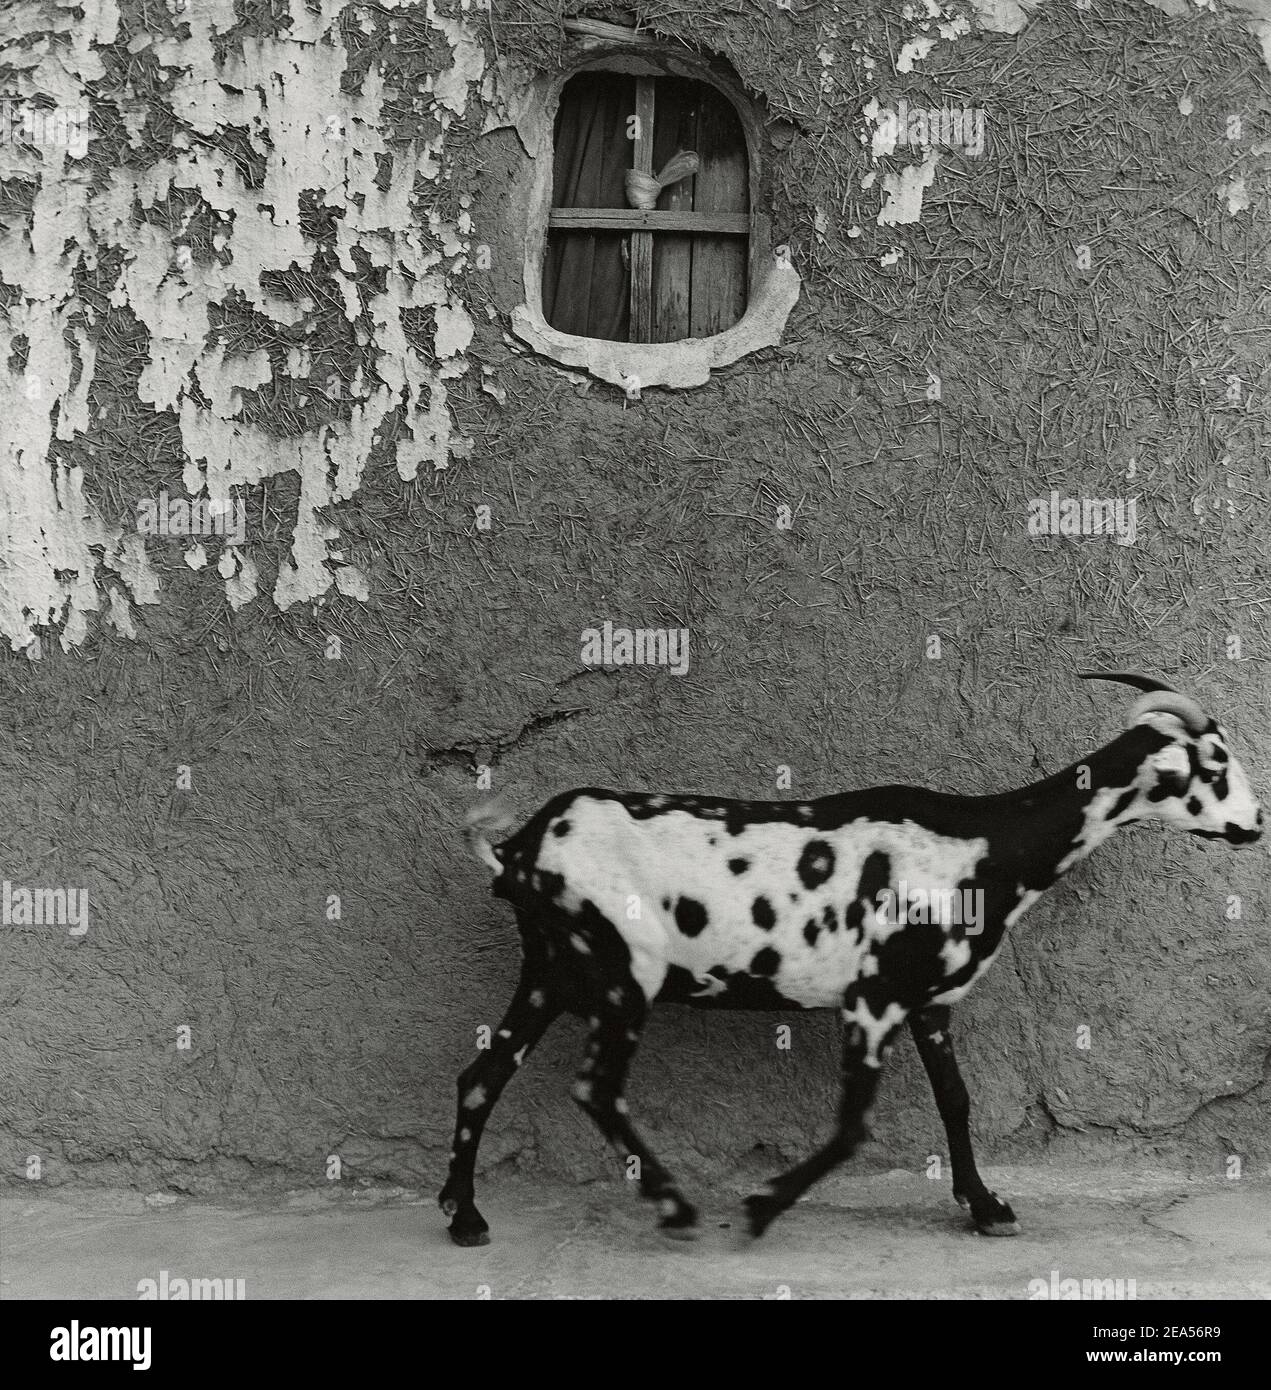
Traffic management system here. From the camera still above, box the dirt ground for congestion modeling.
[4,1165,1268,1300]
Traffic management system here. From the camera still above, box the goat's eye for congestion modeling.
[1148,768,1189,801]
[1198,741,1229,774]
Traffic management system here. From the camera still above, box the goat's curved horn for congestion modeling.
[1079,672,1207,739]
[1126,691,1208,734]
[1077,671,1174,694]
[1077,672,1208,734]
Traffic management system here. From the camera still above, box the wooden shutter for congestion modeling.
[649,78,748,342]
[544,72,750,345]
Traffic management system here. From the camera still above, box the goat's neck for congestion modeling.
[995,725,1169,886]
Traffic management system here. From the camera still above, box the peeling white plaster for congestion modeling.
[879,149,942,226]
[1256,25,1271,71]
[1005,0,1271,76]
[865,98,895,160]
[434,302,475,359]
[106,584,136,638]
[817,45,837,95]
[4,0,1270,656]
[1220,175,1251,215]
[897,37,937,73]
[857,0,1270,261]
[334,564,370,600]
[1226,0,1271,72]
[112,532,160,606]
[0,0,483,653]
[968,0,1037,32]
[217,545,259,610]
[0,456,147,653]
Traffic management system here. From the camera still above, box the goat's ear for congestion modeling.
[1148,744,1191,799]
[1195,732,1230,773]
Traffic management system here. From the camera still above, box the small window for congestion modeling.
[543,72,750,344]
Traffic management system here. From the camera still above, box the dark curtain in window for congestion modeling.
[543,74,635,340]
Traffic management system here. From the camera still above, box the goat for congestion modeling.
[439,674,1262,1246]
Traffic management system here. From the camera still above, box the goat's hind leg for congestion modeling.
[909,1004,1018,1235]
[570,954,698,1238]
[744,1003,901,1239]
[438,924,560,1246]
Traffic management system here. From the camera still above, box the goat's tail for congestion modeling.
[465,799,515,873]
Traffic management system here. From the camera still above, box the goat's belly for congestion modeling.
[655,964,813,1010]
[656,930,865,1012]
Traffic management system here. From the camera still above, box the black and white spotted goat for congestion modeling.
[439,673,1262,1245]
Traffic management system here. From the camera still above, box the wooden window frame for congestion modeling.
[510,23,802,392]
[545,75,750,341]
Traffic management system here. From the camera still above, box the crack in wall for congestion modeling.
[422,701,591,772]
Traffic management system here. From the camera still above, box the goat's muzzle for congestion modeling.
[1191,813,1263,846]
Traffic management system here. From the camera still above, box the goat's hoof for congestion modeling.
[441,1190,490,1246]
[976,1217,1020,1237]
[743,1189,783,1239]
[447,1216,491,1247]
[971,1193,1019,1236]
[657,1195,700,1240]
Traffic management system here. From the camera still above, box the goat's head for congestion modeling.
[1081,673,1263,846]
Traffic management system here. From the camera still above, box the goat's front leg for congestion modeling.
[438,963,560,1246]
[744,1004,901,1238]
[572,986,699,1238]
[908,1004,1019,1235]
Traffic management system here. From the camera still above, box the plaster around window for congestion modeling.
[512,248,801,393]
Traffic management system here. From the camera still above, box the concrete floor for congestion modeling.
[3,1166,1269,1299]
